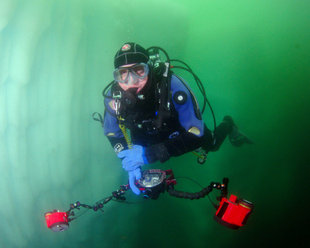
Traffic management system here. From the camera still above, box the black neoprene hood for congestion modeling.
[114,42,149,68]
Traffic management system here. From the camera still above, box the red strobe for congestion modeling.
[45,210,69,232]
[214,194,253,229]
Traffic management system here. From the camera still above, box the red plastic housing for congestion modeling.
[45,211,69,232]
[214,194,253,229]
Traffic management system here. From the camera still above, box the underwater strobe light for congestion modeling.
[214,194,253,229]
[44,210,69,232]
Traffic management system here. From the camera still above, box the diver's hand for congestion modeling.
[117,145,147,195]
[117,145,148,171]
[128,168,141,195]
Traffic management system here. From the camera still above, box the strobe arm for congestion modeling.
[167,178,228,200]
[68,184,129,217]
[44,185,130,232]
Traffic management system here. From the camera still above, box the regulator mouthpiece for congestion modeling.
[44,210,69,232]
[214,194,253,229]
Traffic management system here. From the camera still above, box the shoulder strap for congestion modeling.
[154,63,173,128]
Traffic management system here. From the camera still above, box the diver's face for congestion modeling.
[115,63,148,93]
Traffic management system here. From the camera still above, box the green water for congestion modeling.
[0,0,309,247]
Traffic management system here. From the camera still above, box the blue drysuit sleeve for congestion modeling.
[170,75,204,137]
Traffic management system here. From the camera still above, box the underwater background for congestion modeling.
[1,0,309,247]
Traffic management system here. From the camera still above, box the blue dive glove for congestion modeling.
[117,145,148,171]
[128,168,142,195]
[117,145,148,195]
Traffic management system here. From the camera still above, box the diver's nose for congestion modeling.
[126,72,139,85]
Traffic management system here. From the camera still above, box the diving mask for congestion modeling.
[113,63,149,84]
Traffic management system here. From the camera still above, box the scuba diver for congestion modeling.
[102,42,253,195]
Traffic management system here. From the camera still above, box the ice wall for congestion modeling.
[0,0,189,247]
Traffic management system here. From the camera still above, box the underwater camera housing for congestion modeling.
[214,194,253,229]
[136,169,176,199]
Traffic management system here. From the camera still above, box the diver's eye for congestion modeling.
[132,65,146,76]
[118,68,129,80]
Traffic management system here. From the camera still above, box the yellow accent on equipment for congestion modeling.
[118,116,132,149]
[188,127,201,136]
